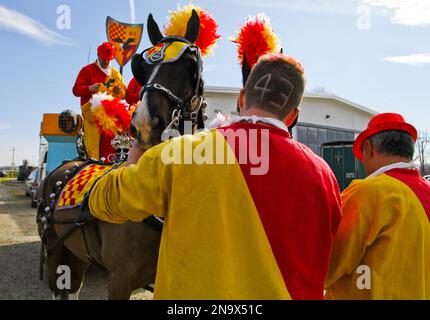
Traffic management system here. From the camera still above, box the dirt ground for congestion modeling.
[0,179,152,300]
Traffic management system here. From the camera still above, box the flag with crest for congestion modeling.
[106,16,144,70]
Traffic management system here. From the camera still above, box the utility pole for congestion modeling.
[11,147,15,177]
[87,45,91,64]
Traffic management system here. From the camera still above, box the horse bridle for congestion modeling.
[138,36,206,133]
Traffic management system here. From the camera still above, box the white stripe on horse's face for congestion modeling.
[132,65,161,148]
[148,64,161,83]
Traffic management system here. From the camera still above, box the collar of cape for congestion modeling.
[367,162,418,179]
[208,114,290,135]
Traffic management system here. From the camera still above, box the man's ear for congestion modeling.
[237,88,246,113]
[284,107,300,127]
[362,139,373,158]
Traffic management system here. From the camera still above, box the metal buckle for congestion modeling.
[164,109,182,133]
[190,111,198,122]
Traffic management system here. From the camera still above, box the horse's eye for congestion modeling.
[150,116,160,128]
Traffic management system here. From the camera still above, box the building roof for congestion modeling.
[205,86,378,116]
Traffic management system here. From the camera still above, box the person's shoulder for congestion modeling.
[110,67,122,77]
[79,63,97,73]
[129,77,139,86]
[289,139,317,157]
[342,174,395,201]
[289,140,333,173]
[146,130,216,153]
[183,129,217,145]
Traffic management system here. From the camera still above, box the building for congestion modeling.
[204,86,378,156]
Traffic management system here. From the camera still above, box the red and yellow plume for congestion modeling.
[232,14,280,68]
[164,4,220,56]
[91,93,132,138]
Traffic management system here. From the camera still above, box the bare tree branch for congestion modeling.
[417,130,430,175]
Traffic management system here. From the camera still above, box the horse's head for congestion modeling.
[131,10,205,149]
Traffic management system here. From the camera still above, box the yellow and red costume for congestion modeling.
[73,43,126,160]
[325,113,430,299]
[89,121,342,299]
[326,166,430,299]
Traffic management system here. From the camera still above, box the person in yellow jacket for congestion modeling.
[325,113,430,300]
[73,42,126,159]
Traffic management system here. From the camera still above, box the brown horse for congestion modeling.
[36,10,206,299]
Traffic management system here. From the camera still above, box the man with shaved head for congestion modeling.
[88,53,342,299]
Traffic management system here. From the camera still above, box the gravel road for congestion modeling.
[0,179,152,300]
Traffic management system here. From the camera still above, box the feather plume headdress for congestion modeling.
[232,14,304,86]
[164,4,220,56]
[231,14,280,69]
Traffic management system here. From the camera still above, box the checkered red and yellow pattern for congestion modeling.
[57,164,113,209]
[108,23,127,42]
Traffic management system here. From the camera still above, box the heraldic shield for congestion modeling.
[106,16,144,69]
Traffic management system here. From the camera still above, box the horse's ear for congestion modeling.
[147,13,163,45]
[242,53,251,87]
[131,53,146,86]
[184,9,200,43]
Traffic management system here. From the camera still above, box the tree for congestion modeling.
[311,86,328,94]
[417,130,430,175]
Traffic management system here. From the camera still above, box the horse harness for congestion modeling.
[139,36,208,134]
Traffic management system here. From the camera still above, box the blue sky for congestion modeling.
[0,0,429,166]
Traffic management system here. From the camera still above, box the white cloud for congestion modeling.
[0,5,74,45]
[362,0,430,26]
[0,122,11,130]
[383,53,430,65]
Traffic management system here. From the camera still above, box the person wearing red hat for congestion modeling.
[325,113,430,299]
[125,77,142,106]
[73,42,126,160]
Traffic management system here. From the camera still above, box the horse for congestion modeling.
[36,10,207,300]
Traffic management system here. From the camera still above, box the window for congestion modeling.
[327,129,337,142]
[297,126,308,144]
[297,125,357,156]
[307,127,318,145]
[318,128,328,145]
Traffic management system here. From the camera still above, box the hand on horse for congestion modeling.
[126,142,146,166]
[89,83,101,93]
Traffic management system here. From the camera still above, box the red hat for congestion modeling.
[353,113,417,160]
[97,42,115,61]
